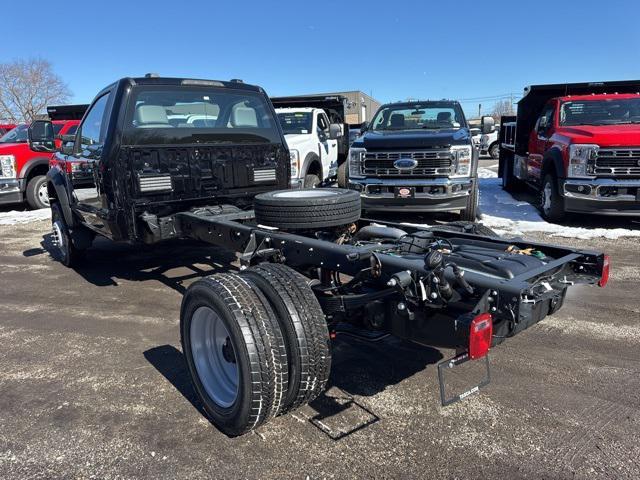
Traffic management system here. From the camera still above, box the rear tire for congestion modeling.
[26,175,49,210]
[254,188,361,230]
[459,182,478,221]
[539,173,566,223]
[501,156,521,193]
[180,273,288,436]
[241,263,331,414]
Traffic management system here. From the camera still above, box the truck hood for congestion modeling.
[353,128,471,150]
[558,124,640,146]
[283,133,312,149]
[0,142,30,156]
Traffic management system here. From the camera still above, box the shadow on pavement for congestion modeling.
[28,234,236,294]
[144,335,442,439]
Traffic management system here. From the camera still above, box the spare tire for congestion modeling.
[254,188,361,230]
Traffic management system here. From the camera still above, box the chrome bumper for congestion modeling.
[563,178,640,202]
[349,177,472,199]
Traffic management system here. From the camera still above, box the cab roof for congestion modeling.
[128,76,263,92]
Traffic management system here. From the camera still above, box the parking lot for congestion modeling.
[1,160,639,479]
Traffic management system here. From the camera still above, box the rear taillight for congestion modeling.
[469,313,493,360]
[598,254,610,288]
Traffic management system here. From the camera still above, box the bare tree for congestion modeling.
[0,58,71,123]
[491,99,515,122]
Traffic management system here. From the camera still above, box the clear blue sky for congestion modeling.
[4,0,640,117]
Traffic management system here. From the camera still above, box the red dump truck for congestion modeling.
[499,80,640,221]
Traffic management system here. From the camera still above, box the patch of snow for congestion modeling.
[0,208,50,226]
[477,168,640,240]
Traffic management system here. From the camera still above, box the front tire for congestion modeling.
[459,182,479,221]
[26,175,49,210]
[303,174,321,188]
[489,143,499,160]
[539,173,566,223]
[337,162,347,188]
[181,273,288,436]
[50,203,84,267]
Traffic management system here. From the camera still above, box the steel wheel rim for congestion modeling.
[543,181,552,214]
[51,220,68,260]
[190,306,239,408]
[38,182,50,207]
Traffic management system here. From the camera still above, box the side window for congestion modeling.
[80,93,110,147]
[536,106,554,135]
[65,125,78,136]
[317,113,328,131]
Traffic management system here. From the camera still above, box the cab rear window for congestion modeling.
[122,86,280,145]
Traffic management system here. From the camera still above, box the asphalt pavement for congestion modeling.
[0,165,639,479]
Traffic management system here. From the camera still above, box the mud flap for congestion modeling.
[437,352,491,407]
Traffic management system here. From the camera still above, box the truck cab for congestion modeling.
[275,107,341,188]
[345,100,480,220]
[500,81,640,221]
[0,118,82,209]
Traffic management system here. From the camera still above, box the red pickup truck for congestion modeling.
[0,124,17,136]
[499,81,640,221]
[0,105,87,209]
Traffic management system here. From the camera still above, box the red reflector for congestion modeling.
[598,255,610,288]
[469,313,493,360]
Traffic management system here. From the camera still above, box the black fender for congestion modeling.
[46,168,75,227]
[542,147,565,180]
[301,152,322,179]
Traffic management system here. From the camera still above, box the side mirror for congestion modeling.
[329,123,343,140]
[360,121,368,132]
[28,120,56,153]
[481,116,495,134]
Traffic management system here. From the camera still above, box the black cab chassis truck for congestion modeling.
[30,76,609,436]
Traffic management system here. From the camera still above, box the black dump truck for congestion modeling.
[30,76,609,436]
[340,100,493,220]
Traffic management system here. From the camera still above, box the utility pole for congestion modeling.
[478,104,481,117]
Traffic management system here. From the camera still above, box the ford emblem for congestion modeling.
[394,158,418,170]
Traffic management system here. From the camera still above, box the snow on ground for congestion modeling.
[0,180,638,239]
[477,167,640,240]
[0,208,51,226]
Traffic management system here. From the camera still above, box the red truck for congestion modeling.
[0,124,17,136]
[0,105,87,209]
[499,80,640,221]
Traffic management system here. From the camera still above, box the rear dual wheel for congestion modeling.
[180,266,331,436]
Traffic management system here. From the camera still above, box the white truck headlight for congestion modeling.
[348,147,365,179]
[451,145,472,177]
[0,155,16,179]
[568,144,598,178]
[289,149,299,178]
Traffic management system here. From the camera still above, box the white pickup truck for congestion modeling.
[472,123,500,159]
[275,107,342,188]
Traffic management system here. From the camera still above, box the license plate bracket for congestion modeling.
[394,186,415,199]
[437,352,491,407]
